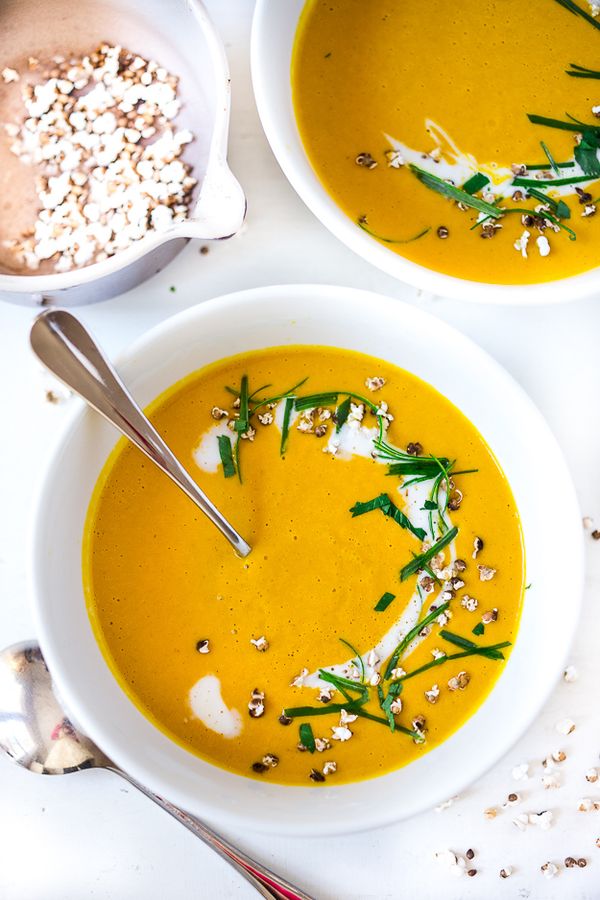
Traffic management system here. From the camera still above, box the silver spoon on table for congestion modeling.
[30,308,251,559]
[0,641,313,900]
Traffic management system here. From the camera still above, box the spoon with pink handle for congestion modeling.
[0,641,314,900]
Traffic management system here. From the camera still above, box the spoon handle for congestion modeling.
[30,309,251,558]
[111,767,314,900]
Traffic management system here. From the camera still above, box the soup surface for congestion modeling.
[292,0,600,284]
[85,347,525,786]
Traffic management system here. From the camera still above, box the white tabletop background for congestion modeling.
[1,3,600,898]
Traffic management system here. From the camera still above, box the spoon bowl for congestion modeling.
[0,641,311,900]
[0,643,107,774]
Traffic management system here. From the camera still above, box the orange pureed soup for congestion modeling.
[292,0,600,284]
[84,347,525,786]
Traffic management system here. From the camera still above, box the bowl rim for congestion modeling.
[251,0,600,306]
[30,284,584,835]
[0,0,240,295]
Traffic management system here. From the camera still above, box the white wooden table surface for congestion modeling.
[1,3,599,898]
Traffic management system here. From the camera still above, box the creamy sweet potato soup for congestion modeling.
[292,0,600,284]
[84,347,524,786]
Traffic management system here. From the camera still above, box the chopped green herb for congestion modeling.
[336,396,352,432]
[402,473,441,488]
[233,436,242,484]
[472,622,485,637]
[248,383,272,402]
[425,455,455,538]
[409,164,503,218]
[383,600,451,680]
[339,638,366,682]
[523,160,575,171]
[400,527,458,582]
[552,0,600,32]
[379,499,428,540]
[250,377,309,413]
[462,172,490,194]
[283,698,365,718]
[540,141,561,175]
[513,173,593,187]
[393,641,511,685]
[217,435,236,478]
[350,494,397,516]
[504,207,589,241]
[439,629,508,660]
[350,492,427,541]
[375,433,451,489]
[504,206,577,240]
[379,681,402,731]
[575,131,600,178]
[294,392,339,411]
[225,376,307,408]
[288,670,421,740]
[566,62,600,79]
[421,562,441,586]
[318,668,368,700]
[228,372,309,476]
[280,396,294,455]
[299,722,316,753]
[526,113,599,134]
[555,199,572,220]
[386,457,450,478]
[525,186,571,220]
[374,591,396,612]
[354,706,424,741]
[294,390,378,414]
[358,215,431,244]
[233,375,250,434]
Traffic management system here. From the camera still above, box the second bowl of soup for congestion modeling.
[252,0,600,303]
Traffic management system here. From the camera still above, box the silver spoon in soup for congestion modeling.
[30,309,251,558]
[0,641,312,900]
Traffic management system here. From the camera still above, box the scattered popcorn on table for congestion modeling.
[512,762,530,781]
[541,861,560,879]
[542,773,561,790]
[555,718,576,735]
[434,849,467,878]
[530,810,554,830]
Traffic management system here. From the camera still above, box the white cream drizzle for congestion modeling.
[323,418,379,459]
[189,674,242,738]
[193,400,456,698]
[386,119,592,199]
[193,420,231,472]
